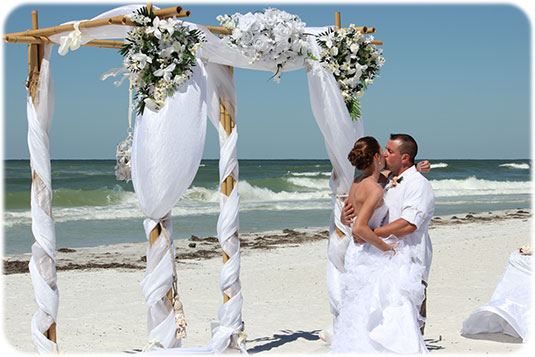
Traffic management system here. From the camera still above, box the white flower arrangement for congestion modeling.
[121,7,205,114]
[217,8,311,82]
[317,24,385,120]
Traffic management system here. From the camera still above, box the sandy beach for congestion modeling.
[2,208,532,355]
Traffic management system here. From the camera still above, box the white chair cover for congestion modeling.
[461,250,532,342]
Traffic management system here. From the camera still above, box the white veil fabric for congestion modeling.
[26,5,363,353]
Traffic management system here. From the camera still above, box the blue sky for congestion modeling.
[2,1,532,160]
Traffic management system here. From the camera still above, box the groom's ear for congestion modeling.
[400,153,411,165]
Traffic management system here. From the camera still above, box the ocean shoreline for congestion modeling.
[2,208,531,354]
[3,208,531,275]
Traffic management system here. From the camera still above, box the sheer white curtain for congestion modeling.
[38,7,364,353]
[27,44,59,354]
[130,59,208,348]
[305,27,363,319]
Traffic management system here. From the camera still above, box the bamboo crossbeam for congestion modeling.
[5,6,188,38]
[204,25,232,35]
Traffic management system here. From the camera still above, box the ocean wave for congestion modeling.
[430,163,448,169]
[3,197,332,227]
[431,176,531,197]
[499,163,530,169]
[288,171,331,177]
[239,181,330,201]
[284,176,331,190]
[4,185,138,209]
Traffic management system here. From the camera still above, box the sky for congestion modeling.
[1,0,532,160]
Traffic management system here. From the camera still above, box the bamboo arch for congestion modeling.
[4,3,381,353]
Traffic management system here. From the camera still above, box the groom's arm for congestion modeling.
[374,218,416,239]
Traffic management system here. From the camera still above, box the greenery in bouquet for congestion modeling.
[217,8,312,82]
[317,24,385,120]
[121,7,205,115]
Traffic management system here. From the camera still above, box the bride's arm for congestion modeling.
[352,185,395,252]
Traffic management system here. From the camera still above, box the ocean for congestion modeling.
[2,159,532,255]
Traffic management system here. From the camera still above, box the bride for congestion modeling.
[331,136,427,353]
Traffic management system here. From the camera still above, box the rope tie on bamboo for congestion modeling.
[214,325,248,352]
[58,22,93,55]
[158,218,188,339]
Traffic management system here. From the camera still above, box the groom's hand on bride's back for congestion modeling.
[341,200,356,226]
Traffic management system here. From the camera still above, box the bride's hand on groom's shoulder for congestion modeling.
[417,160,431,173]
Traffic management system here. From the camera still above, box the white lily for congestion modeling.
[131,52,152,68]
[154,63,176,82]
[159,18,176,35]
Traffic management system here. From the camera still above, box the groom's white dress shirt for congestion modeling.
[383,165,435,283]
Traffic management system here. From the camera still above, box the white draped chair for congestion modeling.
[461,250,532,342]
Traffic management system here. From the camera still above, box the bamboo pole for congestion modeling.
[219,67,236,304]
[6,6,188,38]
[5,35,127,49]
[335,12,341,29]
[203,25,232,35]
[149,223,173,302]
[28,11,57,344]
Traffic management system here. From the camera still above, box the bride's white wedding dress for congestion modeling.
[331,204,428,354]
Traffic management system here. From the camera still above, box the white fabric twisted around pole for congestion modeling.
[206,63,246,353]
[131,59,208,348]
[27,45,59,354]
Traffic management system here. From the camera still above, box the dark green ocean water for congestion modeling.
[3,159,531,254]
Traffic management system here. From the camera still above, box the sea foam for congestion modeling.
[431,176,531,197]
[499,163,530,169]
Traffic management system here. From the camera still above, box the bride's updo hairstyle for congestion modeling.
[348,136,381,171]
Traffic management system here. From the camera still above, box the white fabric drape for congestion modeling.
[27,45,59,354]
[205,63,246,353]
[305,27,363,318]
[38,6,364,352]
[461,250,532,342]
[131,59,208,348]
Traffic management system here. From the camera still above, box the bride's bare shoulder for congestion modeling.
[357,177,383,195]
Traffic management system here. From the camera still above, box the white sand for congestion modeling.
[2,210,532,355]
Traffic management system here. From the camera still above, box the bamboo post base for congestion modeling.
[149,223,173,303]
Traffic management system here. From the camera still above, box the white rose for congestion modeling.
[238,12,256,32]
[350,43,359,53]
[329,46,339,56]
[253,37,270,53]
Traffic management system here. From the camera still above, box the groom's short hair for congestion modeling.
[390,134,418,165]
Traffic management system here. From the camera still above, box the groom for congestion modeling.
[343,133,435,334]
